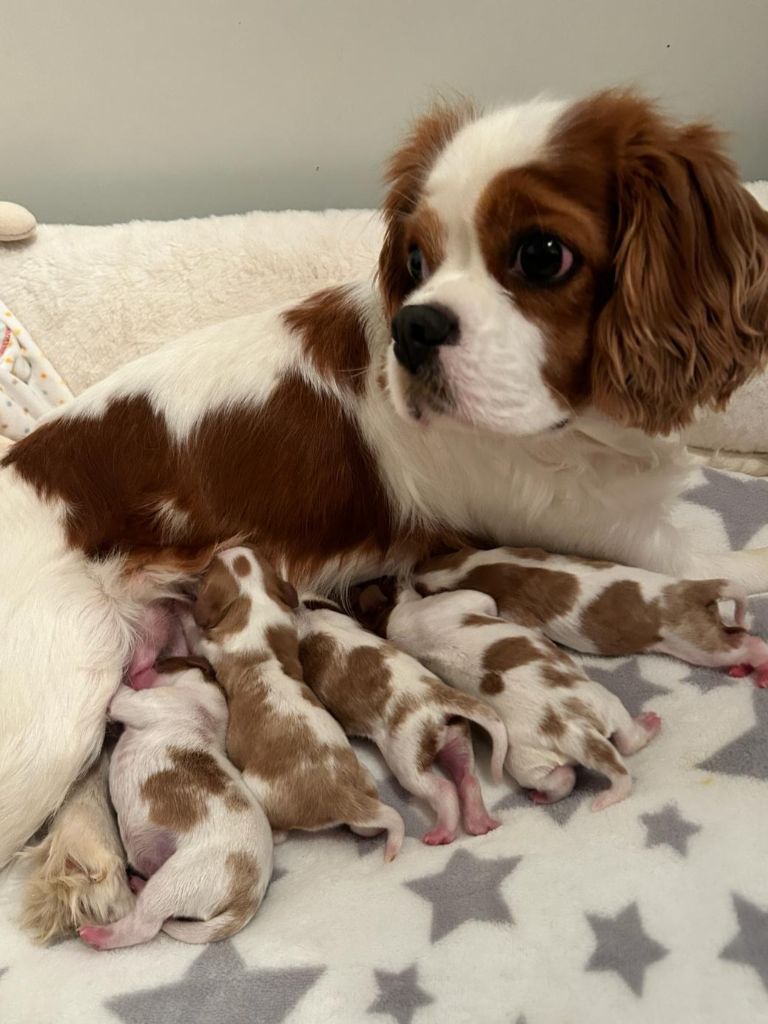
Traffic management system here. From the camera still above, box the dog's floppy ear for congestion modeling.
[590,97,768,434]
[276,578,299,610]
[192,562,238,630]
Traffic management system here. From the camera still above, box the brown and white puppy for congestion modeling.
[80,655,273,950]
[184,548,404,860]
[386,588,661,811]
[298,594,507,845]
[413,547,768,680]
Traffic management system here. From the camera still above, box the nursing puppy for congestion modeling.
[185,548,404,859]
[298,595,507,845]
[414,547,768,679]
[80,656,273,950]
[387,589,661,810]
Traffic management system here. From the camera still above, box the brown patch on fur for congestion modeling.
[156,655,217,682]
[282,285,370,395]
[223,789,251,812]
[480,635,541,694]
[418,672,486,721]
[210,850,262,940]
[480,673,504,696]
[5,378,455,582]
[540,706,566,740]
[581,580,661,655]
[563,697,605,735]
[661,579,743,653]
[300,634,393,736]
[215,651,379,832]
[483,635,541,669]
[246,547,299,611]
[388,693,423,731]
[540,663,579,688]
[378,100,476,317]
[266,623,303,682]
[417,723,440,772]
[192,558,248,633]
[232,554,251,577]
[141,746,235,831]
[560,91,768,433]
[455,563,580,627]
[583,735,627,775]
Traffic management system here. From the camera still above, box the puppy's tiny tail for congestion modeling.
[348,800,405,862]
[161,904,255,944]
[450,702,509,785]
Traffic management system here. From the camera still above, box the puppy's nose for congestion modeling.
[391,304,458,373]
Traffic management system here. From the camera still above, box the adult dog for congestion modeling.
[1,89,766,934]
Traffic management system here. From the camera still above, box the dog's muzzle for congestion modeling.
[391,304,458,373]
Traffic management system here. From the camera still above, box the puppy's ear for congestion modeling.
[192,564,237,630]
[377,100,475,317]
[155,654,217,681]
[590,96,768,434]
[277,578,299,610]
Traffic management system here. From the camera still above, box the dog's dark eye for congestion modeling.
[512,233,575,284]
[407,246,427,284]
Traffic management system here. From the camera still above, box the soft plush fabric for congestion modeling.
[0,182,766,450]
[1,466,768,1023]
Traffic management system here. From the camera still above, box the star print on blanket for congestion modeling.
[1,471,768,1024]
[0,301,73,441]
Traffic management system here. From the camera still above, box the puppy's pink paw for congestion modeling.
[530,789,553,805]
[79,924,112,950]
[754,664,768,688]
[637,711,662,738]
[422,825,457,846]
[728,664,752,678]
[465,813,501,836]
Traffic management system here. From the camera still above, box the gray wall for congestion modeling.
[3,0,767,225]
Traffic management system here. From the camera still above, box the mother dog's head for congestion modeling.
[379,90,768,436]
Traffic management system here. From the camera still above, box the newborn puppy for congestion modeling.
[387,589,661,811]
[80,656,273,950]
[414,547,768,680]
[298,595,508,845]
[184,548,404,860]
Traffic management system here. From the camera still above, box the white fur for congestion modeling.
[414,547,768,670]
[386,588,659,811]
[87,665,272,949]
[297,600,507,844]
[185,549,404,857]
[391,100,568,434]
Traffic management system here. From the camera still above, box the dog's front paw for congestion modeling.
[20,832,134,943]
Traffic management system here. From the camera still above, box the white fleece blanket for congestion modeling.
[2,466,768,1024]
[0,182,766,449]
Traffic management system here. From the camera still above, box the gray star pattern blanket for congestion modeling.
[1,466,768,1024]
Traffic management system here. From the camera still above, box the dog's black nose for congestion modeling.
[391,304,458,373]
